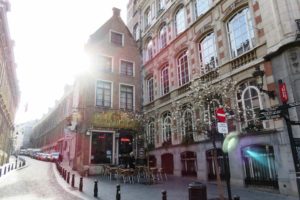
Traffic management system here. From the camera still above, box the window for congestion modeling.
[195,0,212,17]
[146,39,153,61]
[198,33,218,74]
[120,60,134,76]
[177,51,189,86]
[95,55,112,72]
[96,81,112,107]
[159,25,167,49]
[120,85,134,110]
[91,132,113,164]
[175,6,186,35]
[236,80,263,129]
[110,31,123,46]
[145,7,152,28]
[147,77,154,102]
[160,65,169,95]
[228,8,255,57]
[133,23,139,41]
[181,109,194,136]
[158,0,165,11]
[162,112,172,143]
[147,120,155,145]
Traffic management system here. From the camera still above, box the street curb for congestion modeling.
[52,163,91,200]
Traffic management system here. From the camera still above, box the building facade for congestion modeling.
[127,0,300,196]
[31,8,142,175]
[0,0,20,166]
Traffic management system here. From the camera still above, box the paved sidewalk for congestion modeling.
[57,161,298,200]
[0,156,26,178]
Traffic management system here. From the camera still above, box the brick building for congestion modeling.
[127,0,300,196]
[0,0,20,166]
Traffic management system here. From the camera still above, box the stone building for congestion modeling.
[0,0,20,166]
[127,0,300,196]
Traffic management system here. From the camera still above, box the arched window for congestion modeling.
[160,64,169,95]
[133,23,139,41]
[204,98,221,125]
[159,24,167,49]
[144,7,152,28]
[198,33,218,74]
[145,39,153,61]
[236,80,263,129]
[147,120,155,145]
[175,6,186,35]
[181,109,194,136]
[177,50,189,86]
[228,8,255,58]
[195,0,212,17]
[162,112,172,143]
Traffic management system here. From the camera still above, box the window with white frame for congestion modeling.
[145,7,152,28]
[159,24,167,49]
[147,120,155,145]
[198,33,218,74]
[160,65,169,95]
[96,80,112,107]
[175,6,186,35]
[95,55,112,72]
[146,39,153,61]
[181,109,194,137]
[120,84,134,110]
[195,0,212,17]
[110,31,123,46]
[228,8,255,58]
[236,80,263,129]
[120,60,134,76]
[177,51,190,86]
[162,112,172,143]
[133,23,139,41]
[147,77,154,102]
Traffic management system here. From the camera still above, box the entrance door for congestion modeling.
[161,153,174,174]
[181,151,197,176]
[91,132,113,164]
[242,145,278,189]
[206,148,225,180]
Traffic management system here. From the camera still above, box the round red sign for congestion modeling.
[215,108,226,122]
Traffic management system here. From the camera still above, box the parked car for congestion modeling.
[50,152,60,162]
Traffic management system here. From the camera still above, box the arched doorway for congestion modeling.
[242,144,278,189]
[206,148,225,180]
[161,153,174,174]
[181,151,197,176]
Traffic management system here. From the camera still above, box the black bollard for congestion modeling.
[71,174,75,187]
[8,165,10,172]
[67,172,70,183]
[233,196,240,200]
[11,164,13,170]
[162,190,167,200]
[4,166,6,174]
[15,162,17,169]
[79,177,83,192]
[0,168,2,177]
[19,162,21,168]
[94,180,98,197]
[116,184,121,200]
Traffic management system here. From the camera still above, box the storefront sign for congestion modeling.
[92,111,140,129]
[279,81,288,103]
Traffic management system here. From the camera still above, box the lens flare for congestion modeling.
[222,131,239,153]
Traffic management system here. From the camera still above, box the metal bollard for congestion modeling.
[0,168,2,177]
[19,162,21,168]
[4,166,6,174]
[116,184,121,200]
[79,177,83,192]
[71,174,75,187]
[8,165,10,172]
[67,172,70,183]
[94,180,98,197]
[15,162,17,169]
[11,164,13,170]
[162,190,167,200]
[233,195,240,200]
[188,182,207,200]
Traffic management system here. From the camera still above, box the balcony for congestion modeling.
[200,70,219,82]
[231,48,257,70]
[159,93,171,104]
[177,83,191,96]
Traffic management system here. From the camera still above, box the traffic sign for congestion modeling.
[216,108,226,122]
[217,122,228,134]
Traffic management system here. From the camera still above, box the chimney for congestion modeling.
[113,7,121,17]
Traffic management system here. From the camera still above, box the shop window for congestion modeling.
[91,132,113,164]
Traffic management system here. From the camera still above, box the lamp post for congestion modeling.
[252,66,276,99]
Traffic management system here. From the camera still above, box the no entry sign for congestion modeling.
[215,108,226,122]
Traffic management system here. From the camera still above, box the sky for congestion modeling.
[7,0,128,124]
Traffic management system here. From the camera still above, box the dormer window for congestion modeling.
[110,31,123,46]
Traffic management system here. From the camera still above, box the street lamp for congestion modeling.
[252,66,276,99]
